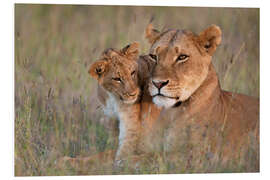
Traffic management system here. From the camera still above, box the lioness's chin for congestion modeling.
[153,96,180,109]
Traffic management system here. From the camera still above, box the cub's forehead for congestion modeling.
[150,29,195,54]
[109,58,136,73]
[101,49,136,66]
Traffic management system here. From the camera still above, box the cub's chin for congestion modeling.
[123,97,138,104]
[124,99,137,104]
[153,96,180,109]
[121,89,141,105]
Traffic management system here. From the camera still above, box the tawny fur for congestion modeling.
[57,43,160,171]
[88,42,143,164]
[88,42,161,167]
[58,25,259,172]
[140,24,259,170]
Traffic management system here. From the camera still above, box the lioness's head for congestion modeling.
[145,24,222,108]
[89,42,141,104]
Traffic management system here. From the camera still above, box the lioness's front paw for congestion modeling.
[113,159,125,172]
[113,155,142,172]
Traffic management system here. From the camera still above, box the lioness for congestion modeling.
[143,24,259,171]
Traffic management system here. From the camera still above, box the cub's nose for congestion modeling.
[152,79,169,89]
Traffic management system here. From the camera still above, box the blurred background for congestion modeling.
[15,4,259,175]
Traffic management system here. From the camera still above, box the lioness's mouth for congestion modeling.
[153,93,182,107]
[173,101,182,107]
[153,93,180,100]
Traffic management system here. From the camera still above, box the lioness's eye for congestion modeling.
[176,54,189,62]
[131,71,136,76]
[149,54,157,61]
[112,77,121,82]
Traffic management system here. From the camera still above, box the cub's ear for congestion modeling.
[121,42,139,60]
[103,48,118,59]
[88,60,108,80]
[145,24,161,44]
[197,25,222,55]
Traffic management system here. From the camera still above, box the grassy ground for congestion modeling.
[14,4,259,176]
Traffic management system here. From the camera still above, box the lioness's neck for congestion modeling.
[183,63,221,114]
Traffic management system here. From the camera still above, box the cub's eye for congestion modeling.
[149,54,157,61]
[131,70,136,76]
[176,54,189,62]
[112,77,121,82]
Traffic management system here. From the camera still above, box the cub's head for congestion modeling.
[145,24,222,108]
[89,42,141,104]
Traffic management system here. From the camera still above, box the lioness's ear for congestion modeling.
[145,24,161,44]
[88,60,108,80]
[198,25,222,55]
[121,42,139,60]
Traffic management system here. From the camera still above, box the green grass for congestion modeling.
[15,4,259,176]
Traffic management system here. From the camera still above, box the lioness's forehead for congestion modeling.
[150,29,194,54]
[150,30,176,53]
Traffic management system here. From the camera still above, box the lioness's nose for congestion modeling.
[152,79,169,89]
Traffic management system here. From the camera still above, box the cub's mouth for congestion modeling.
[119,90,141,104]
[123,96,138,104]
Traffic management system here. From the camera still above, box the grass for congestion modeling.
[14,4,259,176]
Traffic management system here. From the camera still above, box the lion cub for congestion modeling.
[89,42,152,165]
